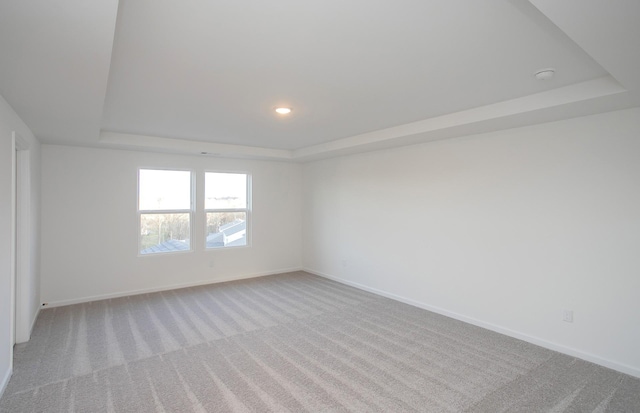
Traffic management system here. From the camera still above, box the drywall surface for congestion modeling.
[0,94,40,397]
[40,145,302,305]
[13,135,41,345]
[303,107,640,377]
[19,142,41,343]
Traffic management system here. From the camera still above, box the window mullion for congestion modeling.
[204,208,247,214]
[139,209,191,214]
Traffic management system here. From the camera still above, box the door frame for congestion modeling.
[10,131,31,350]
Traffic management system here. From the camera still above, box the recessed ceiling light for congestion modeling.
[534,68,555,81]
[275,107,292,115]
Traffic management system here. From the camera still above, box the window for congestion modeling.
[138,169,193,255]
[205,172,249,249]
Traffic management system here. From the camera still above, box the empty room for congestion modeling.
[1,0,639,411]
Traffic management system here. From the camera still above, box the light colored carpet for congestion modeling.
[1,271,639,412]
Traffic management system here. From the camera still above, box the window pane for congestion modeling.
[139,169,191,210]
[140,213,190,254]
[206,212,247,248]
[205,173,247,209]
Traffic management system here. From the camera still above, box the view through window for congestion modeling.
[205,172,249,249]
[138,169,192,255]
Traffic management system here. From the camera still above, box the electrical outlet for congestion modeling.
[562,309,574,323]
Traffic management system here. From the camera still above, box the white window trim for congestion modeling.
[204,171,252,250]
[137,167,195,256]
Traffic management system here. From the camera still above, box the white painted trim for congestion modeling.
[137,168,195,256]
[3,132,22,400]
[15,148,31,343]
[304,268,640,379]
[0,366,11,401]
[43,267,303,308]
[9,133,17,358]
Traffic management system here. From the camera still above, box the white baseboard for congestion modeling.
[43,267,303,308]
[0,366,11,401]
[304,267,640,380]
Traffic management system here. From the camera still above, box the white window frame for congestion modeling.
[137,168,195,256]
[204,171,251,250]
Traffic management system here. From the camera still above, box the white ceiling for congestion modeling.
[0,0,638,161]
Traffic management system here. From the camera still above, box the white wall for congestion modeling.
[40,145,302,305]
[0,94,40,396]
[14,140,41,345]
[302,107,640,378]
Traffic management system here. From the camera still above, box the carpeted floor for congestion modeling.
[1,271,639,412]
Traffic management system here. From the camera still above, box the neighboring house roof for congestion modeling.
[141,220,246,253]
[206,220,246,248]
[219,220,245,233]
[140,239,190,254]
